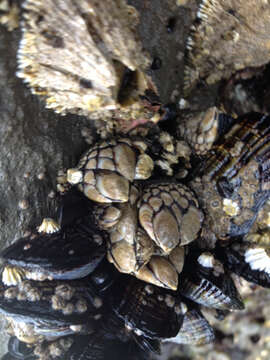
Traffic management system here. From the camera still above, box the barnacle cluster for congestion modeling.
[1,0,270,359]
[184,0,270,96]
[0,111,269,359]
[16,0,162,128]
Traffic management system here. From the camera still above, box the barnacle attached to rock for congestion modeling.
[16,0,162,128]
[184,0,270,95]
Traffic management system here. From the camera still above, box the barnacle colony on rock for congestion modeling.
[16,0,162,127]
[0,111,270,359]
[184,0,270,95]
[1,0,270,359]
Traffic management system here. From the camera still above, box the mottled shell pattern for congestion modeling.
[66,138,202,290]
[190,112,270,245]
[16,0,161,125]
[184,0,270,95]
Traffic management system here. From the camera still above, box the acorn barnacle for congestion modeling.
[1,0,270,359]
[16,0,163,130]
[184,0,270,96]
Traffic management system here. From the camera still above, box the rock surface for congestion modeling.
[0,1,269,359]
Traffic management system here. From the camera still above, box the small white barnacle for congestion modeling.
[184,0,270,95]
[55,284,75,301]
[59,337,74,351]
[62,303,74,315]
[179,302,188,315]
[134,328,143,336]
[223,198,240,217]
[38,218,61,234]
[67,169,83,185]
[16,292,27,301]
[76,299,88,313]
[93,234,103,246]
[197,252,214,268]
[27,288,41,302]
[51,295,66,310]
[174,302,188,315]
[70,325,83,332]
[18,280,32,292]
[49,342,63,358]
[244,247,270,274]
[125,323,133,332]
[2,265,26,286]
[144,284,154,295]
[4,287,18,299]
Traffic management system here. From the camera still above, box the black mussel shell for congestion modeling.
[111,275,183,340]
[1,355,15,360]
[194,112,270,238]
[178,252,244,311]
[132,333,161,354]
[218,245,270,288]
[89,260,119,294]
[100,311,161,355]
[41,333,149,360]
[164,307,215,346]
[57,189,94,228]
[6,337,36,360]
[1,217,106,281]
[0,276,106,329]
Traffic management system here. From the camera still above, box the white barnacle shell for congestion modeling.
[223,198,240,217]
[38,218,61,234]
[244,247,270,274]
[16,0,160,128]
[197,253,214,268]
[67,168,83,185]
[2,265,26,286]
[184,0,270,95]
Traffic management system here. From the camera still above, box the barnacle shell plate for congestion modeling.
[16,0,160,124]
[67,139,154,203]
[139,183,203,253]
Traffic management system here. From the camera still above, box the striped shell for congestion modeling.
[191,113,270,243]
[179,252,244,311]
